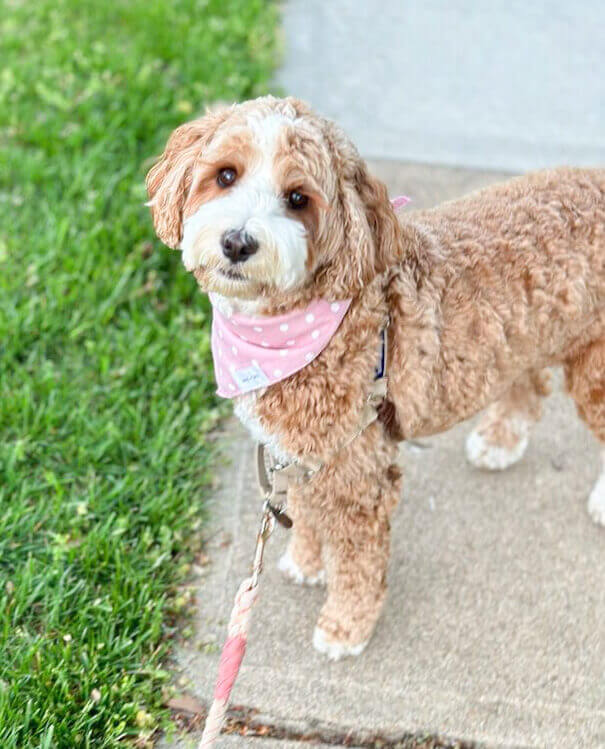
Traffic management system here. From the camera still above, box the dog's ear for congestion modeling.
[352,163,402,277]
[145,106,231,249]
[317,121,402,294]
[325,163,401,295]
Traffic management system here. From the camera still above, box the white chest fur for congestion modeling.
[233,391,293,463]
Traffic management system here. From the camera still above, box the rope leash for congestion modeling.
[199,504,274,748]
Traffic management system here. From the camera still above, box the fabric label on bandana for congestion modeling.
[211,298,352,397]
[231,363,270,391]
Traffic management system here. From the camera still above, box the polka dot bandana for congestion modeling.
[210,298,352,397]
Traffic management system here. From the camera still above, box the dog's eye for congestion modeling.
[286,190,308,210]
[217,167,237,188]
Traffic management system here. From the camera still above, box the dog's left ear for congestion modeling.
[352,164,402,277]
[318,118,402,293]
[330,163,401,295]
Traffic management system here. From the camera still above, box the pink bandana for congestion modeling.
[211,298,352,397]
[209,196,410,398]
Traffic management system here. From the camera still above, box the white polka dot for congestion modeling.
[286,339,296,346]
[305,313,314,323]
[231,345,238,355]
[279,349,288,357]
[240,335,248,342]
[311,329,320,339]
[251,359,259,367]
[273,369,282,377]
[330,302,340,313]
[305,352,315,361]
[229,364,236,372]
[218,348,223,359]
[261,341,270,347]
[232,319,238,326]
[253,326,263,332]
[218,330,224,339]
[279,323,289,332]
[228,384,236,391]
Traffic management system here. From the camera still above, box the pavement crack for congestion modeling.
[169,700,482,748]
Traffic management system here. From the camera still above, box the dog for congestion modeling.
[146,95,604,660]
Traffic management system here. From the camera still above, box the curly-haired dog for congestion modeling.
[146,96,605,659]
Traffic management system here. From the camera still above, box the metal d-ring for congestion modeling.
[254,443,293,529]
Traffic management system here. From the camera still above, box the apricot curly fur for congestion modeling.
[146,96,605,654]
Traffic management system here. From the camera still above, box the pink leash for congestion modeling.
[199,506,275,748]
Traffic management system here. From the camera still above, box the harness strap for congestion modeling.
[344,375,388,445]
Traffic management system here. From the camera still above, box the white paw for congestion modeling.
[465,420,530,471]
[312,626,368,660]
[587,472,605,527]
[278,550,325,586]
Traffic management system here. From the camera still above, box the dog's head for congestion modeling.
[146,96,401,301]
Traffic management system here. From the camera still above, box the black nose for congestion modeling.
[221,229,258,263]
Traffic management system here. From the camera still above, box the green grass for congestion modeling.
[0,0,278,745]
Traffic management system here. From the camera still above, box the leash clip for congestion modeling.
[255,443,294,528]
[266,500,293,529]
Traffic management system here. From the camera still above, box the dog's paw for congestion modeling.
[588,471,605,527]
[312,626,368,660]
[278,550,326,586]
[465,418,530,471]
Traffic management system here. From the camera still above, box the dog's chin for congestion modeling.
[192,265,262,300]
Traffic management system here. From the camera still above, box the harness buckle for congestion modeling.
[255,443,295,528]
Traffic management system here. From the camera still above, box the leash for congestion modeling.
[199,500,276,746]
[199,322,390,747]
[200,442,309,747]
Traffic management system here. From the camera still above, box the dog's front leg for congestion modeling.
[311,426,401,659]
[278,483,325,586]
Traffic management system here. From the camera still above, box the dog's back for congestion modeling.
[388,167,605,436]
[411,166,605,304]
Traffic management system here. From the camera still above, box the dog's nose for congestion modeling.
[221,229,258,263]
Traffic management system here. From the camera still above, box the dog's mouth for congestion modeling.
[218,266,247,281]
[193,263,264,300]
[201,265,260,299]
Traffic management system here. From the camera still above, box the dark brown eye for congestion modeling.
[217,167,237,188]
[287,190,308,210]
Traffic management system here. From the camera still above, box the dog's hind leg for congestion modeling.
[564,339,605,526]
[278,483,325,586]
[466,368,551,471]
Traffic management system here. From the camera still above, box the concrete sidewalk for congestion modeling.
[163,164,605,749]
[276,0,605,171]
